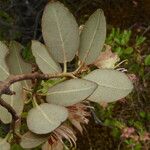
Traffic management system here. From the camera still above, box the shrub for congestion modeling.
[0,1,133,149]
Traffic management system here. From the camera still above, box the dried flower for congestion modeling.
[43,124,77,150]
[93,45,120,69]
[68,102,91,134]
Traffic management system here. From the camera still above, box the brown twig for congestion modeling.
[0,98,18,121]
[0,72,75,95]
[0,71,76,122]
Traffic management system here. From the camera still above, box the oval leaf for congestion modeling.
[0,106,12,124]
[27,103,68,134]
[31,40,62,74]
[0,41,9,81]
[20,131,48,149]
[0,138,10,150]
[84,69,133,102]
[42,1,79,63]
[6,41,32,88]
[78,9,106,65]
[2,82,24,116]
[46,79,97,106]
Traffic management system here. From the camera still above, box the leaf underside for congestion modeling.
[6,41,32,88]
[42,1,79,63]
[0,41,9,81]
[27,103,68,134]
[84,69,133,102]
[0,105,12,124]
[2,82,24,116]
[78,9,106,65]
[0,138,11,150]
[31,40,62,74]
[20,131,48,149]
[46,79,98,106]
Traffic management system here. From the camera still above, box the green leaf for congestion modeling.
[31,40,62,74]
[139,111,146,118]
[20,131,48,149]
[134,143,142,150]
[27,103,68,134]
[2,82,24,116]
[115,47,123,56]
[0,41,9,81]
[0,11,13,23]
[136,36,146,47]
[0,137,10,150]
[84,69,133,102]
[42,1,79,63]
[11,144,24,150]
[6,41,32,88]
[46,79,97,106]
[22,46,34,62]
[144,54,150,66]
[124,47,133,54]
[78,9,106,65]
[0,105,12,124]
[121,30,131,45]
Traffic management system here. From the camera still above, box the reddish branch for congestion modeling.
[0,72,76,95]
[0,72,75,121]
[0,98,19,121]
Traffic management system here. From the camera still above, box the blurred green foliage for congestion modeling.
[92,28,150,150]
[106,28,148,79]
[144,55,150,66]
